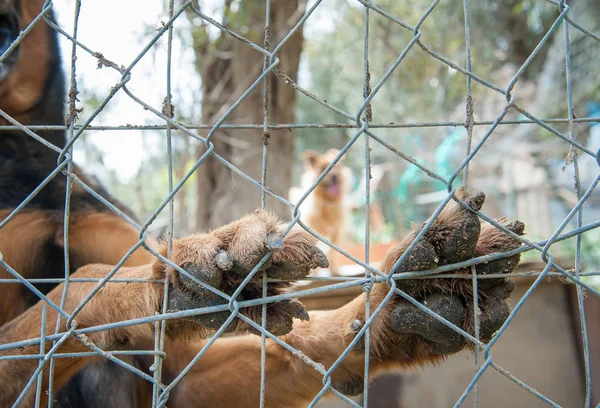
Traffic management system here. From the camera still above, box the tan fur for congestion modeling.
[67,211,156,267]
[0,264,163,406]
[0,210,61,324]
[295,149,352,275]
[0,209,157,325]
[0,238,422,407]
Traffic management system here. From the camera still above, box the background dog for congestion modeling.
[291,149,353,275]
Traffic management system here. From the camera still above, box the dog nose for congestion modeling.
[331,174,338,184]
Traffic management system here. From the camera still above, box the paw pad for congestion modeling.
[381,189,524,358]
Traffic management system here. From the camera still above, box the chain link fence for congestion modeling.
[0,0,599,406]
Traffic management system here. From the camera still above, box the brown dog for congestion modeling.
[1,191,525,407]
[0,3,522,406]
[293,149,352,275]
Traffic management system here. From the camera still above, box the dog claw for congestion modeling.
[266,234,285,251]
[311,246,329,269]
[290,299,310,321]
[216,250,233,271]
[465,191,485,212]
[351,319,363,332]
[506,220,525,235]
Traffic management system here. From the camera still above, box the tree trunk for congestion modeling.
[191,1,305,230]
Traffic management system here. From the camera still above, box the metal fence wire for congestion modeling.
[0,0,599,407]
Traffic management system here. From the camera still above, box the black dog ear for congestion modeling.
[302,150,319,169]
[0,9,20,81]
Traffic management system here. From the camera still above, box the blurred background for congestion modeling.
[50,0,600,405]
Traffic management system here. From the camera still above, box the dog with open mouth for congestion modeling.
[294,149,352,275]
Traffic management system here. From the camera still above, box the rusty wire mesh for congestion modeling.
[0,0,599,407]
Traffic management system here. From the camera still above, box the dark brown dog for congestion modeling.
[0,2,155,406]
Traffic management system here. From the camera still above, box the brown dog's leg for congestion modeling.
[0,209,156,328]
[56,210,159,408]
[0,210,327,406]
[163,312,346,407]
[0,263,163,407]
[0,201,521,407]
[164,191,523,407]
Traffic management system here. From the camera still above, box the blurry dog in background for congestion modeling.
[291,149,352,275]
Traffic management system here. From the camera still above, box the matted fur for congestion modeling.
[1,191,523,407]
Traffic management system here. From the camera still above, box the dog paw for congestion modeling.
[161,210,328,336]
[368,189,524,360]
